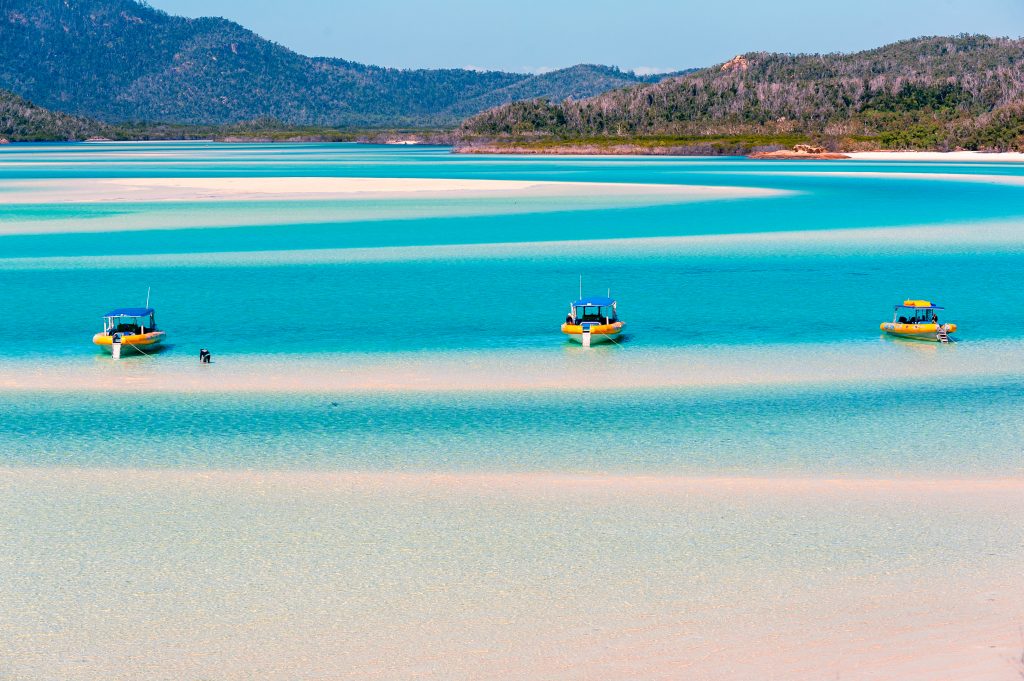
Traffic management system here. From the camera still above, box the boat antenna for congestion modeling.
[579,275,582,300]
[145,286,151,309]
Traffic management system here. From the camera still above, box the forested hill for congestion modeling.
[444,65,697,119]
[460,36,1024,151]
[0,89,108,141]
[0,0,663,127]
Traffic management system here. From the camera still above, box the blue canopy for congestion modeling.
[103,307,154,318]
[573,296,615,307]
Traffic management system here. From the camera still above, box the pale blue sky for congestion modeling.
[148,0,1024,73]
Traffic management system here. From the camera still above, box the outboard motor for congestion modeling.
[111,333,122,360]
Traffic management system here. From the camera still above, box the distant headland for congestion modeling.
[0,1,1022,157]
[455,35,1024,156]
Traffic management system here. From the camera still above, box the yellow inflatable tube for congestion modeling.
[879,322,957,337]
[93,331,166,347]
[561,322,625,336]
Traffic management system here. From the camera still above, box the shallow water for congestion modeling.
[3,375,1023,476]
[5,250,1024,357]
[2,145,1024,358]
[2,143,1024,479]
[3,467,1021,681]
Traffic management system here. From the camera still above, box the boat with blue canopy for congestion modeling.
[561,295,625,346]
[880,299,957,342]
[92,307,166,357]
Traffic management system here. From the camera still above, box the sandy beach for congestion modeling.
[2,467,1022,681]
[847,150,1024,163]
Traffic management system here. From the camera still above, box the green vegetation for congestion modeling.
[862,83,975,114]
[460,35,1024,153]
[0,92,457,142]
[0,89,109,141]
[108,119,359,142]
[877,124,945,151]
[0,0,663,127]
[960,106,1024,150]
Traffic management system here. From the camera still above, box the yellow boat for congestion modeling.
[880,299,957,342]
[561,295,625,347]
[93,307,166,358]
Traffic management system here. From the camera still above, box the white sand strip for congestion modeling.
[1,340,1022,394]
[0,192,754,238]
[0,176,786,205]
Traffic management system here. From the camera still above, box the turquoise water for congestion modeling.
[3,378,1023,476]
[2,143,1024,476]
[5,251,1024,356]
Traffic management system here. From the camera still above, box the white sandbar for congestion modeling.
[1,340,1021,395]
[0,176,784,204]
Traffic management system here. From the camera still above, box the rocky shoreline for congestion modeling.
[747,145,850,160]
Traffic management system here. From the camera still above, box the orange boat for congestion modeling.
[880,299,957,343]
[92,307,166,358]
[561,295,625,347]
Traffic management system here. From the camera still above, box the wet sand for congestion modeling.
[2,467,1022,680]
[2,340,1022,394]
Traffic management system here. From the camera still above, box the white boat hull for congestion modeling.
[100,340,164,356]
[565,332,619,345]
